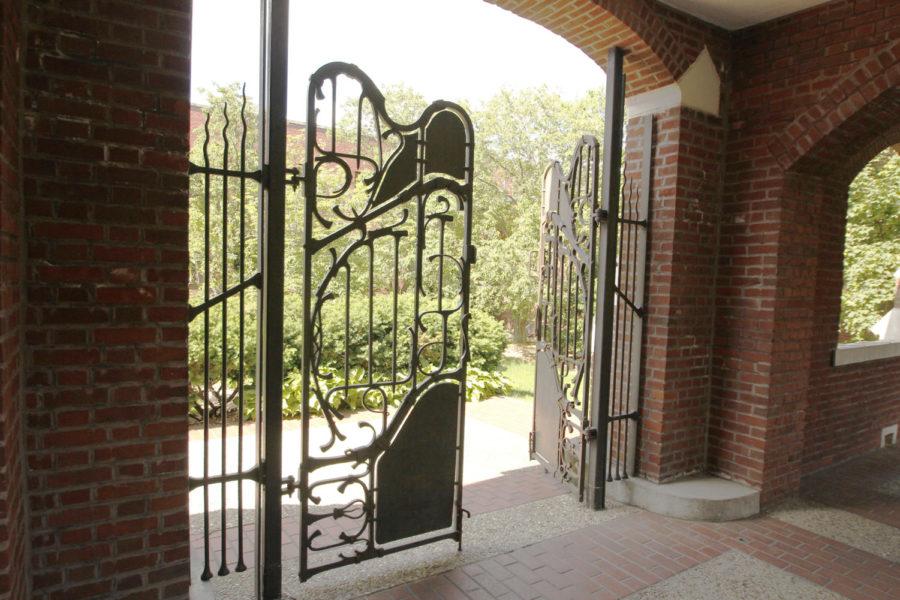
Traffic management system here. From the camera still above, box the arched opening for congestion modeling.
[186,0,670,595]
[775,84,900,475]
[837,148,900,346]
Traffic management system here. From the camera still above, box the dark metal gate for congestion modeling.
[187,3,473,596]
[296,63,474,581]
[531,134,601,501]
[531,47,649,509]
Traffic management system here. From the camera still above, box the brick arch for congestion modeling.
[486,0,684,95]
[841,119,900,187]
[768,39,900,175]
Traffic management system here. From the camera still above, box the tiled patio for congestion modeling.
[361,447,900,600]
[190,399,900,600]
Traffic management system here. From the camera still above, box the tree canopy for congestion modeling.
[840,148,900,342]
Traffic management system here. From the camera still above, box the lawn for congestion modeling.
[501,353,535,401]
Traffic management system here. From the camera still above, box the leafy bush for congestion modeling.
[468,308,508,371]
[466,366,511,402]
[187,303,257,422]
[188,290,511,421]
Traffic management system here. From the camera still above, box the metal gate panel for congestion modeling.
[297,63,474,581]
[531,47,643,510]
[607,114,651,483]
[586,47,629,510]
[187,84,263,583]
[532,136,601,500]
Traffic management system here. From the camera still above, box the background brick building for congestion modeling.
[0,0,897,598]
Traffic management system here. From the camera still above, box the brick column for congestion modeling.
[21,2,192,597]
[633,107,725,483]
[1,0,29,597]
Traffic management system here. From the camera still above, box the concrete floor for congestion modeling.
[189,398,900,600]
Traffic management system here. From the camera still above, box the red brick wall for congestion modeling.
[20,1,192,597]
[489,0,727,95]
[714,0,900,502]
[0,4,896,596]
[1,0,28,597]
[803,173,900,475]
[636,107,726,483]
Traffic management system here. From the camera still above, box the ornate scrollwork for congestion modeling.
[533,136,601,493]
[298,63,473,580]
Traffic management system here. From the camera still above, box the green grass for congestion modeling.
[501,355,535,400]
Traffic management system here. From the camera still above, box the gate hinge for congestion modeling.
[609,410,640,423]
[286,165,305,190]
[585,427,598,440]
[281,475,298,497]
[467,244,477,264]
[528,431,535,454]
[593,208,609,223]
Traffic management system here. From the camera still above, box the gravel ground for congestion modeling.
[190,493,638,600]
[624,550,845,600]
[768,496,900,562]
[877,472,900,497]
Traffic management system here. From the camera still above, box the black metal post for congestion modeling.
[257,1,289,597]
[587,46,625,510]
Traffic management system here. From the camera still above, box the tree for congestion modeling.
[840,148,900,341]
[470,87,605,338]
[188,82,607,418]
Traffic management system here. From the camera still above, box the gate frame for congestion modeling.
[586,46,626,511]
[257,1,289,598]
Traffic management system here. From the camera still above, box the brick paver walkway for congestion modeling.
[363,507,899,600]
[191,428,899,600]
[361,448,900,600]
[801,447,900,529]
[190,464,569,574]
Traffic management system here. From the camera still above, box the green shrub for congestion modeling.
[468,308,508,371]
[188,290,511,421]
[466,365,511,402]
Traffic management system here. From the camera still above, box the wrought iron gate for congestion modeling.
[296,62,474,581]
[532,135,601,501]
[531,48,649,509]
[188,3,473,596]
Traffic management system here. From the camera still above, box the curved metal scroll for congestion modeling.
[531,136,600,500]
[297,62,474,581]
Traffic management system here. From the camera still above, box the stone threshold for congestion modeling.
[608,474,760,521]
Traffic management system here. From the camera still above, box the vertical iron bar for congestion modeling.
[299,33,317,586]
[201,113,213,582]
[618,176,634,479]
[622,179,637,480]
[236,86,248,573]
[257,1,289,597]
[455,129,474,551]
[578,140,600,502]
[587,46,625,510]
[390,235,399,431]
[368,245,374,385]
[219,102,231,577]
[627,114,653,477]
[612,172,629,482]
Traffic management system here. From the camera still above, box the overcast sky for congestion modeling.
[190,0,604,120]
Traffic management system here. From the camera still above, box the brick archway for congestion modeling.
[768,39,900,176]
[768,67,900,484]
[487,0,685,95]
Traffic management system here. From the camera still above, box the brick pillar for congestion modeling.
[21,1,192,597]
[634,106,725,483]
[1,0,29,597]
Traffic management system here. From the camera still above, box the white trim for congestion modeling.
[678,48,721,117]
[624,48,721,118]
[625,84,681,118]
[833,340,900,366]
